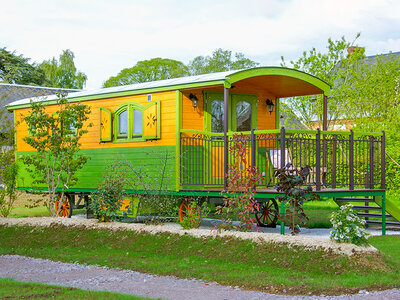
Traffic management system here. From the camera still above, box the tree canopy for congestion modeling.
[102,49,258,88]
[188,48,258,75]
[103,58,188,88]
[40,49,87,89]
[0,48,46,86]
[280,34,361,130]
[281,34,400,197]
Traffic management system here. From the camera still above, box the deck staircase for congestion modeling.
[334,197,400,231]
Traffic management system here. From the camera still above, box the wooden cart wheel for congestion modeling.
[55,194,72,218]
[179,199,201,228]
[254,198,278,227]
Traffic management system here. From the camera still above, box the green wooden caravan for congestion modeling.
[7,67,398,232]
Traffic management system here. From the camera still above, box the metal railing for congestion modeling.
[180,128,385,191]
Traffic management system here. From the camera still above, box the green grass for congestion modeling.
[0,224,399,296]
[9,206,86,218]
[370,235,400,264]
[303,199,338,228]
[0,277,152,299]
[9,206,49,218]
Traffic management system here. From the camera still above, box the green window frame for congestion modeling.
[113,102,145,142]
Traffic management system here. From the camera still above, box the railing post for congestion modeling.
[381,131,386,190]
[280,127,286,169]
[369,135,374,189]
[349,130,354,190]
[251,128,256,168]
[332,135,337,189]
[316,128,321,191]
[382,194,386,236]
[280,201,285,235]
[251,128,256,190]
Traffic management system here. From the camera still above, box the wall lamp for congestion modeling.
[266,99,274,114]
[189,93,198,108]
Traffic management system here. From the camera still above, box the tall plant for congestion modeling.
[0,95,18,217]
[90,164,128,222]
[275,165,319,235]
[22,93,91,216]
[216,134,262,231]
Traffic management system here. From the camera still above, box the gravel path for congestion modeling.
[1,255,400,300]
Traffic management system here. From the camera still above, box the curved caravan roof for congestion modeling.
[7,67,330,110]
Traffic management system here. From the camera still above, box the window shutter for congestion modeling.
[99,107,112,142]
[143,101,160,139]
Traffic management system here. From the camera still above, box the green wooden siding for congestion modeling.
[16,146,177,191]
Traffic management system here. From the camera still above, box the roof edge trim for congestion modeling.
[225,67,331,96]
[7,80,226,111]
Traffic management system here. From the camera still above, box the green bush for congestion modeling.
[90,165,127,222]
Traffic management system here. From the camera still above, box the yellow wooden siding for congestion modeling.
[257,93,276,130]
[182,91,204,130]
[15,91,177,151]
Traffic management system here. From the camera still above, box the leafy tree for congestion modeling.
[0,48,46,86]
[281,34,400,199]
[22,93,91,216]
[280,34,361,129]
[103,58,188,87]
[103,49,258,87]
[188,48,258,75]
[40,49,87,89]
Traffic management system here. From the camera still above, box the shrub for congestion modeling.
[330,204,370,246]
[90,165,127,222]
[180,198,209,229]
[109,151,178,224]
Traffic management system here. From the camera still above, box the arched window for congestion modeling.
[114,103,144,140]
[100,101,160,143]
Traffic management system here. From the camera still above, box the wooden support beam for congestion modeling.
[223,87,229,190]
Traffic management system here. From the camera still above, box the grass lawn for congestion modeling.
[0,277,152,299]
[369,235,400,265]
[0,224,399,296]
[303,198,338,228]
[9,206,49,218]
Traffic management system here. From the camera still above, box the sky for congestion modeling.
[1,0,400,90]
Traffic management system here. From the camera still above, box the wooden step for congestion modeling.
[335,198,374,202]
[352,205,382,211]
[356,212,393,218]
[386,226,400,231]
[366,220,400,226]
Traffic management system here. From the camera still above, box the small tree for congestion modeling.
[0,95,18,217]
[216,134,262,231]
[275,165,319,235]
[22,93,91,216]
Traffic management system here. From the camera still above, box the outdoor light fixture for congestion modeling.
[266,99,274,114]
[189,93,198,108]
